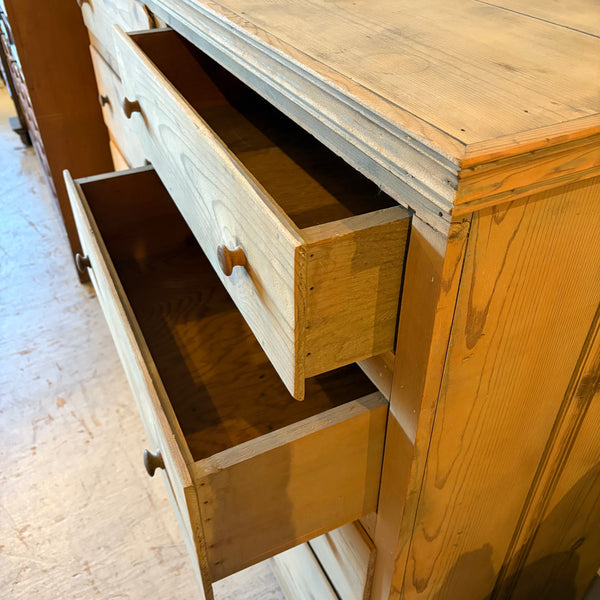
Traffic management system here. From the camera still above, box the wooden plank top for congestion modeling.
[148,0,599,227]
[185,0,598,152]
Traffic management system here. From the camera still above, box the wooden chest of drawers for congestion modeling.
[19,0,600,598]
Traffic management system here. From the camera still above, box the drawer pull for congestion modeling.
[143,449,164,477]
[76,0,93,10]
[75,253,91,273]
[98,94,111,109]
[217,245,247,277]
[122,97,141,119]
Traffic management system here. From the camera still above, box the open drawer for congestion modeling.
[64,166,388,599]
[113,27,410,399]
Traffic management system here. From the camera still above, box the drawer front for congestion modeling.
[63,167,211,595]
[114,27,409,400]
[90,45,148,168]
[114,27,305,396]
[79,0,156,68]
[64,166,388,596]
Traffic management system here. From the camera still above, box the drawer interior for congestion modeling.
[131,30,398,230]
[81,169,377,459]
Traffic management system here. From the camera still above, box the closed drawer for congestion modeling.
[78,0,157,68]
[64,166,388,599]
[89,44,148,168]
[114,27,411,399]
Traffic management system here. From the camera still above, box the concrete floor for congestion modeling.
[0,81,285,599]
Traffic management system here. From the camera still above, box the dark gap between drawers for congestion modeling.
[83,169,377,461]
[133,30,397,229]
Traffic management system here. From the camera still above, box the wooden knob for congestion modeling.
[122,97,141,119]
[77,0,93,9]
[98,93,111,109]
[143,449,164,477]
[217,245,247,276]
[75,253,91,273]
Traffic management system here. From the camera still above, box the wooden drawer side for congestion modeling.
[193,392,388,581]
[301,207,409,378]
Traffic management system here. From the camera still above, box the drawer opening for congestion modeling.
[81,168,378,461]
[130,29,398,230]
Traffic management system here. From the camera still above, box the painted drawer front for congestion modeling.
[90,44,148,168]
[79,0,156,68]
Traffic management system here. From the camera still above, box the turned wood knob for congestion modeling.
[217,245,247,276]
[75,253,91,273]
[143,449,164,477]
[77,0,92,9]
[122,97,141,119]
[98,93,111,109]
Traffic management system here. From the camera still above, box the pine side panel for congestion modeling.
[400,177,600,599]
[372,215,472,600]
[494,304,600,599]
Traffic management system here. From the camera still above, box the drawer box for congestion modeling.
[64,166,388,598]
[114,27,411,399]
[89,44,148,168]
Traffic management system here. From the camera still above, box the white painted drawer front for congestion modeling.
[114,27,410,399]
[90,45,148,168]
[64,166,388,600]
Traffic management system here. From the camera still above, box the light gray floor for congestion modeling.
[0,81,285,600]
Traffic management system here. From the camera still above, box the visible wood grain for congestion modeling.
[90,44,148,168]
[194,393,386,580]
[147,0,599,154]
[479,0,600,35]
[400,177,600,599]
[79,0,157,67]
[115,27,409,398]
[65,166,214,600]
[271,544,338,600]
[302,208,409,378]
[372,216,471,600]
[0,91,285,600]
[116,25,305,397]
[455,131,600,215]
[309,521,376,600]
[66,165,387,591]
[492,303,600,599]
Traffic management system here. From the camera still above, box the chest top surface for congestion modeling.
[146,0,600,228]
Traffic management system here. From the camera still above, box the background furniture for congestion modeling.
[0,0,113,281]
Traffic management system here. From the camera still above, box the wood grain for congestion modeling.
[65,166,214,599]
[373,216,471,600]
[492,302,600,599]
[79,0,157,67]
[148,0,599,151]
[66,165,388,592]
[478,0,600,35]
[115,27,410,398]
[194,393,386,580]
[399,177,600,599]
[302,208,409,378]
